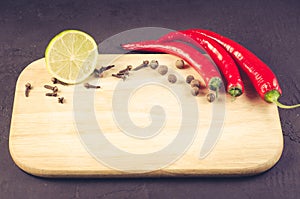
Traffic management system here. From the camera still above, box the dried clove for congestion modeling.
[118,65,132,74]
[51,77,68,85]
[45,92,58,97]
[58,97,65,104]
[117,71,129,76]
[44,85,58,92]
[94,65,115,77]
[84,83,101,89]
[25,83,32,97]
[112,74,126,80]
[132,60,149,71]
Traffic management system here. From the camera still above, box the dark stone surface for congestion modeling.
[0,0,299,198]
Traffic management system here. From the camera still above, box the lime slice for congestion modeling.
[45,30,98,84]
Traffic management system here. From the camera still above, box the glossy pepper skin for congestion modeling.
[122,40,223,91]
[184,29,281,99]
[181,29,300,109]
[157,31,244,97]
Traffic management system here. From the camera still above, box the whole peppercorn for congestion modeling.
[191,87,199,96]
[186,75,194,84]
[157,65,168,75]
[207,93,216,103]
[149,60,159,69]
[168,74,177,83]
[175,59,185,69]
[190,79,201,88]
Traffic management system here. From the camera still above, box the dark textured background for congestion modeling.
[1,0,300,198]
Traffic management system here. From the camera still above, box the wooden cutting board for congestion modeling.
[9,54,283,177]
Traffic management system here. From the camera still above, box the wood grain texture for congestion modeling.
[9,54,283,177]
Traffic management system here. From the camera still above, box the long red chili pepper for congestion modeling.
[156,31,244,97]
[174,29,299,109]
[122,41,223,93]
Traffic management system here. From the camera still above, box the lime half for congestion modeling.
[45,30,98,84]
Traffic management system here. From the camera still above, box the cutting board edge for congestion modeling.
[9,138,283,178]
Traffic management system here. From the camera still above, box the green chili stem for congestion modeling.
[273,100,300,109]
[265,90,300,109]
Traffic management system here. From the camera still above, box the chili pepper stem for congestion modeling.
[231,95,237,102]
[228,87,243,97]
[265,90,300,109]
[208,77,222,98]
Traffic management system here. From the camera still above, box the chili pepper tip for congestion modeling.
[265,90,300,109]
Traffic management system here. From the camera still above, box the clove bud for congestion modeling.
[58,97,65,104]
[118,65,132,74]
[112,74,126,80]
[25,83,32,97]
[133,60,149,71]
[45,92,58,97]
[51,77,67,85]
[94,65,115,77]
[84,83,101,89]
[44,85,58,92]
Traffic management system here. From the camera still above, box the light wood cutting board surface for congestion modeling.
[9,54,283,177]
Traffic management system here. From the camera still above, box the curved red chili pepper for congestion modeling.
[156,31,244,97]
[180,29,300,109]
[122,41,223,93]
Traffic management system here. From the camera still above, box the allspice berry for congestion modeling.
[149,60,159,69]
[191,87,199,96]
[207,93,216,103]
[190,79,201,88]
[158,65,168,75]
[175,59,185,69]
[168,74,177,83]
[186,75,194,84]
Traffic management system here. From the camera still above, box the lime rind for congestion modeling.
[45,30,98,84]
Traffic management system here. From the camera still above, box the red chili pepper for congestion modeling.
[157,31,244,97]
[175,29,300,109]
[122,41,223,93]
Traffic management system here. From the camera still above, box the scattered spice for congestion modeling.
[186,75,194,84]
[25,83,32,97]
[149,60,159,69]
[84,83,101,89]
[58,97,65,104]
[175,59,185,69]
[117,71,129,77]
[168,74,177,83]
[133,60,149,71]
[191,87,199,96]
[207,93,216,103]
[94,65,115,77]
[157,65,168,75]
[190,79,201,88]
[44,85,58,92]
[45,92,58,97]
[118,65,132,75]
[112,73,126,80]
[93,69,103,78]
[111,65,132,80]
[51,77,68,85]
